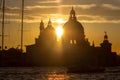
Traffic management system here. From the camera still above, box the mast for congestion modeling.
[2,0,5,51]
[21,0,24,52]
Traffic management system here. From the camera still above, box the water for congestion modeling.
[0,67,120,80]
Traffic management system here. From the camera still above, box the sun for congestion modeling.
[56,26,64,39]
[56,19,65,24]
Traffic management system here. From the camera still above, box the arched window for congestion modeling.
[70,40,77,44]
[74,40,76,44]
[70,40,73,44]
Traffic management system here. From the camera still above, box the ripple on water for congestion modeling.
[0,67,120,80]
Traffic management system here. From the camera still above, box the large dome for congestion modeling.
[62,7,85,44]
[63,7,84,34]
[63,20,84,33]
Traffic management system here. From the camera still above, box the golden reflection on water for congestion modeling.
[47,71,68,80]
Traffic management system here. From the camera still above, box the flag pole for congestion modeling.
[2,0,5,51]
[21,0,24,51]
[21,0,24,52]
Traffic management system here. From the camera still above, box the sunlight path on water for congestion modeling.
[0,67,120,80]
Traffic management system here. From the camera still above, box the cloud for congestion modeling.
[25,5,56,10]
[5,13,19,16]
[76,14,120,23]
[61,4,96,9]
[102,4,120,10]
[5,6,20,11]
[1,0,120,24]
[77,15,105,20]
[79,19,120,24]
[39,0,61,4]
[3,13,120,24]
[60,0,120,6]
[25,4,96,10]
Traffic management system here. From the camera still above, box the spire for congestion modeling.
[40,19,44,35]
[40,19,44,30]
[69,7,76,21]
[47,18,52,28]
[104,31,108,41]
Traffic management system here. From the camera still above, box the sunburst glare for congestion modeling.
[56,26,64,40]
[56,19,65,24]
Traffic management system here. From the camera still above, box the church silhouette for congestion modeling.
[26,7,117,67]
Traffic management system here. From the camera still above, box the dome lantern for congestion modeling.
[69,7,76,21]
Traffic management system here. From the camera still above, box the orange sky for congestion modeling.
[0,0,120,54]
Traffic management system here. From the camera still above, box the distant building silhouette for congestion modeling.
[0,7,119,68]
[26,7,117,67]
[0,48,27,66]
[26,19,57,66]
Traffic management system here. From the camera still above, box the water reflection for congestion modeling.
[46,71,67,80]
[0,67,120,80]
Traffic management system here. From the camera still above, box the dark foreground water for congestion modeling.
[0,67,120,80]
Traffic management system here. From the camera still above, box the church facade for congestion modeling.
[26,8,117,67]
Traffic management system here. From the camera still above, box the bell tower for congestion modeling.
[100,32,112,53]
